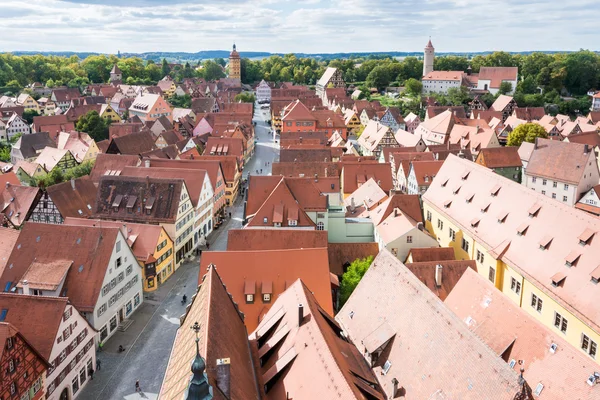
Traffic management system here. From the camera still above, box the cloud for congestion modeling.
[0,0,597,53]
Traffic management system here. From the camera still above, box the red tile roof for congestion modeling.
[0,294,68,360]
[0,184,41,228]
[249,279,384,400]
[327,243,379,276]
[0,223,121,312]
[0,227,19,278]
[478,67,518,88]
[47,176,97,219]
[405,259,475,300]
[341,162,393,194]
[406,247,455,262]
[227,229,327,251]
[89,153,140,183]
[526,138,595,184]
[476,146,522,168]
[200,248,332,333]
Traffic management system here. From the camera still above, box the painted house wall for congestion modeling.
[89,231,143,344]
[375,225,438,261]
[45,304,96,400]
[423,200,600,366]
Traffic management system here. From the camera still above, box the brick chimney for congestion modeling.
[298,303,304,326]
[22,280,30,295]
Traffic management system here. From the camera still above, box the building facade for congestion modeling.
[255,79,271,103]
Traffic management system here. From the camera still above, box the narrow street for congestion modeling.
[78,101,279,399]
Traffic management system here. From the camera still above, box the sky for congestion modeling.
[1,0,597,54]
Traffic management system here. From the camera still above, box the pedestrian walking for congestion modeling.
[135,380,141,392]
[89,367,94,380]
[96,359,101,370]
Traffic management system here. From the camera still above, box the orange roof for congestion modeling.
[227,229,328,251]
[0,172,21,195]
[478,67,518,88]
[199,248,332,333]
[423,71,464,81]
[0,223,121,312]
[410,160,444,186]
[160,266,259,400]
[64,217,165,264]
[247,179,315,228]
[249,279,384,400]
[327,243,379,276]
[0,184,40,228]
[0,294,69,360]
[405,259,475,300]
[89,153,140,183]
[341,162,392,194]
[445,268,599,400]
[406,247,455,263]
[47,175,97,219]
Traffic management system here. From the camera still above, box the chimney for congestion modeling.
[350,197,356,212]
[324,168,328,177]
[435,264,443,287]
[299,137,303,143]
[144,159,150,168]
[71,178,76,190]
[394,208,398,217]
[298,304,304,326]
[534,137,539,149]
[216,358,231,398]
[584,144,590,154]
[121,224,128,240]
[392,378,399,397]
[22,280,29,295]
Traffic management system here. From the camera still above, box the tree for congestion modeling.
[516,76,537,95]
[75,111,111,141]
[446,86,470,106]
[498,81,513,95]
[161,58,171,77]
[404,78,422,97]
[169,94,192,108]
[339,256,374,307]
[234,92,256,103]
[22,109,40,124]
[201,60,225,81]
[507,123,548,147]
[366,65,391,91]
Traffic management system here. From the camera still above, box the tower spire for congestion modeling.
[186,322,213,400]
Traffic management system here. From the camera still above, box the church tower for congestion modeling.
[229,43,241,81]
[423,38,435,77]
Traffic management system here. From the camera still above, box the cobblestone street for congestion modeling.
[78,102,278,399]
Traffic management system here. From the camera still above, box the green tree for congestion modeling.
[161,58,171,77]
[201,60,225,81]
[168,94,192,108]
[234,92,256,103]
[5,80,21,93]
[516,76,537,95]
[507,123,548,147]
[339,256,374,307]
[366,65,391,91]
[404,78,422,97]
[22,109,40,124]
[498,81,513,95]
[75,111,111,141]
[0,146,10,162]
[446,86,470,106]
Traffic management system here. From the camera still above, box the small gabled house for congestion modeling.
[0,223,144,346]
[35,148,79,175]
[490,95,517,122]
[379,107,406,132]
[0,295,95,400]
[11,132,56,164]
[357,120,399,158]
[406,160,444,195]
[475,146,522,183]
[6,113,30,138]
[0,184,41,229]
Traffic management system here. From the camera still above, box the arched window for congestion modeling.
[317,222,325,231]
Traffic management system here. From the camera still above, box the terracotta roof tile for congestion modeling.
[0,227,19,278]
[476,146,522,168]
[47,176,97,218]
[327,243,379,276]
[200,248,332,333]
[89,153,140,183]
[250,279,384,400]
[0,184,41,228]
[406,247,455,263]
[227,229,327,251]
[0,294,69,360]
[526,138,595,184]
[0,223,121,312]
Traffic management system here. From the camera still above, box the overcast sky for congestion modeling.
[1,0,597,54]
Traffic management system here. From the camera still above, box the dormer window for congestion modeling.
[461,171,470,180]
[517,223,528,236]
[263,217,268,224]
[481,203,490,213]
[441,178,448,187]
[565,251,581,267]
[528,203,541,218]
[288,220,297,226]
[578,228,595,246]
[497,211,508,224]
[443,200,452,209]
[244,280,256,303]
[465,193,474,203]
[539,235,552,250]
[490,184,501,197]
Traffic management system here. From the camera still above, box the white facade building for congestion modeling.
[256,80,272,103]
[422,71,464,94]
[523,139,600,207]
[45,303,96,400]
[90,230,144,344]
[6,113,31,138]
[194,172,215,245]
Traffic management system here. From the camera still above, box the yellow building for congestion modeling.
[16,94,40,113]
[423,154,600,365]
[64,218,175,292]
[100,104,122,123]
[343,109,361,133]
[229,44,241,81]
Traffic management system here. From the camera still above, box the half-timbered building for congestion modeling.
[0,322,48,400]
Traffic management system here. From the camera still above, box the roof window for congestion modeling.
[244,280,256,303]
[443,200,452,209]
[490,184,501,197]
[528,203,541,217]
[590,266,600,284]
[465,193,474,203]
[565,251,581,268]
[539,235,552,250]
[497,210,508,224]
[551,272,566,287]
[578,228,595,246]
